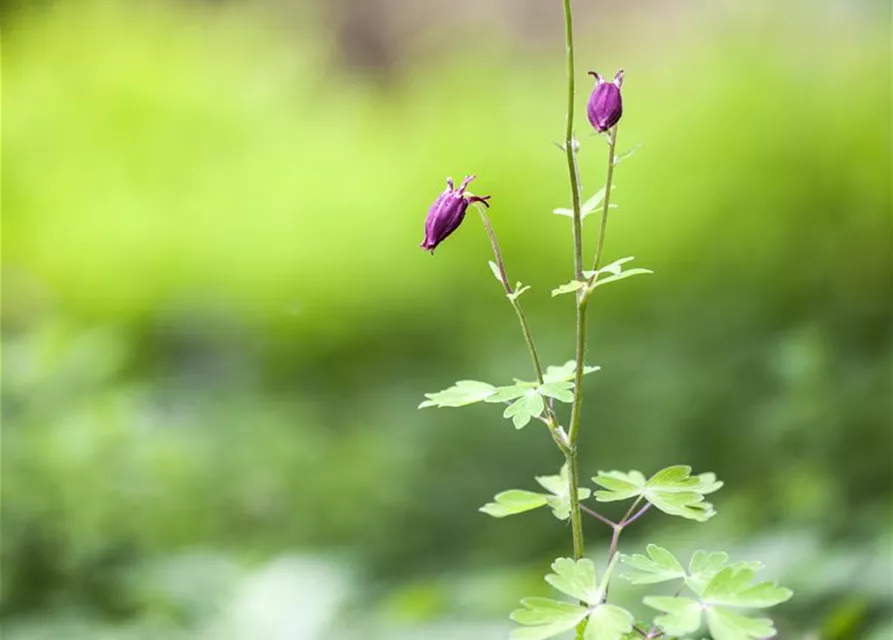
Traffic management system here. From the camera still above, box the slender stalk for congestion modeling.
[580,504,616,528]
[622,501,652,528]
[607,523,623,563]
[590,127,619,276]
[476,206,570,453]
[476,206,545,382]
[560,0,587,572]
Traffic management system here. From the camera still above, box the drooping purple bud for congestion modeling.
[420,175,491,253]
[586,69,624,133]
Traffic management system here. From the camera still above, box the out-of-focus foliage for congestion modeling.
[2,0,891,638]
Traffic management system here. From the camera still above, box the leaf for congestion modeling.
[581,257,653,294]
[690,551,730,575]
[553,186,619,220]
[536,464,592,520]
[704,607,777,640]
[613,142,643,166]
[510,597,588,640]
[593,465,723,522]
[592,470,647,502]
[584,604,635,640]
[542,361,600,383]
[591,268,653,290]
[479,490,549,518]
[503,391,546,429]
[686,550,730,595]
[643,554,792,640]
[488,260,503,283]
[588,256,636,277]
[511,597,589,625]
[538,380,575,403]
[552,280,588,297]
[545,557,600,604]
[703,567,792,608]
[621,545,686,585]
[643,596,703,637]
[486,383,535,404]
[418,380,496,408]
[509,284,531,300]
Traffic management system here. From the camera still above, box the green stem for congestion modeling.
[475,206,544,380]
[476,206,570,453]
[590,127,619,275]
[560,0,587,581]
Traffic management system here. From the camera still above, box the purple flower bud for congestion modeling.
[586,69,624,133]
[420,175,491,253]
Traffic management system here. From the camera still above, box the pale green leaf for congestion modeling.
[643,596,703,636]
[419,380,496,408]
[510,597,588,640]
[690,551,730,576]
[542,361,600,383]
[621,545,686,585]
[590,256,636,277]
[584,604,635,640]
[703,567,792,608]
[702,566,759,602]
[592,470,647,502]
[686,551,730,595]
[545,557,600,604]
[509,284,532,300]
[552,280,587,297]
[613,142,643,166]
[535,465,570,495]
[536,464,591,520]
[504,391,545,429]
[488,260,503,283]
[479,490,549,518]
[593,466,722,520]
[486,383,534,404]
[510,597,589,626]
[539,380,575,403]
[553,185,618,220]
[704,607,777,640]
[581,187,608,216]
[647,490,715,522]
[591,268,653,290]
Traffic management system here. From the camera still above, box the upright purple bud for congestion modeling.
[586,69,624,133]
[420,175,491,253]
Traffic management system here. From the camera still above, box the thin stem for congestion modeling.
[560,0,587,576]
[607,523,623,563]
[618,495,643,526]
[476,206,570,453]
[580,504,616,528]
[622,501,651,528]
[565,451,586,560]
[562,0,584,283]
[590,127,619,276]
[476,207,545,383]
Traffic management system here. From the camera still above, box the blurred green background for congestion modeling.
[2,0,892,638]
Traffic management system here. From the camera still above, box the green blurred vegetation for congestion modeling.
[2,0,891,638]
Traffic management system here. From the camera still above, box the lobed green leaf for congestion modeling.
[644,596,703,636]
[705,607,777,640]
[418,380,496,408]
[510,597,588,640]
[503,391,546,429]
[479,490,549,518]
[551,280,587,297]
[584,604,635,640]
[593,465,723,522]
[545,557,600,604]
[621,544,686,585]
